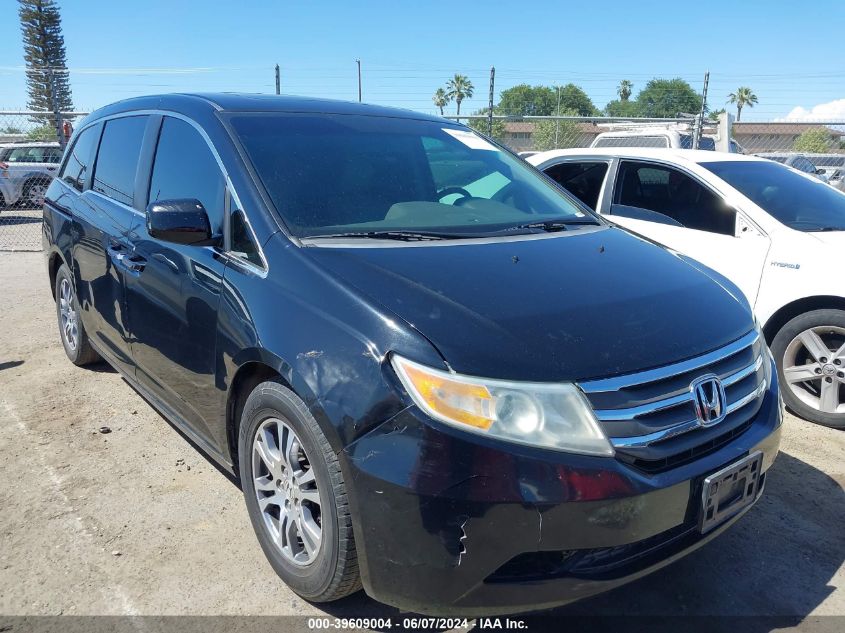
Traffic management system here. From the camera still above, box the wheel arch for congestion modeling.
[224,348,332,476]
[47,249,68,300]
[762,295,845,344]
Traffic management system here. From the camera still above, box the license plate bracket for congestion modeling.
[699,451,764,534]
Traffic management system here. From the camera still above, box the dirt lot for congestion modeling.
[0,209,42,252]
[1,251,844,626]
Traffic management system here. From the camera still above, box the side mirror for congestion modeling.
[146,199,218,246]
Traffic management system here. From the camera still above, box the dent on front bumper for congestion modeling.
[339,366,782,616]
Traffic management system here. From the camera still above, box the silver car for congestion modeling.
[0,142,63,209]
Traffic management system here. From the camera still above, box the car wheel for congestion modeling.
[22,179,48,208]
[54,264,101,366]
[771,309,845,429]
[238,380,361,601]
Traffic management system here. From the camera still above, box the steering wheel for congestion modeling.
[437,187,473,203]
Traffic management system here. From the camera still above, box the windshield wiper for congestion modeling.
[305,230,465,241]
[508,218,600,232]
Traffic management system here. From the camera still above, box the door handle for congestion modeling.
[107,242,146,273]
[121,254,147,273]
[106,242,127,266]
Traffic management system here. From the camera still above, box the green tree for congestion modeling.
[604,99,641,117]
[26,123,56,140]
[467,109,506,142]
[1,125,24,134]
[727,87,758,121]
[446,74,474,116]
[793,127,834,153]
[636,78,702,118]
[432,87,449,116]
[497,84,557,116]
[18,0,73,128]
[708,108,726,121]
[617,79,634,101]
[496,83,598,117]
[531,110,582,151]
[556,83,599,116]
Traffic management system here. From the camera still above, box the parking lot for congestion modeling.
[0,250,843,627]
[0,208,42,252]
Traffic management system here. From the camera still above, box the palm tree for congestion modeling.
[432,87,449,116]
[727,87,758,121]
[617,80,633,102]
[446,74,474,116]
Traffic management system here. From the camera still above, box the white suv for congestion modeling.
[0,142,63,209]
[529,148,845,428]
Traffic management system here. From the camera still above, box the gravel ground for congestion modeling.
[1,251,843,626]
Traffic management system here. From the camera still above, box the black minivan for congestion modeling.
[43,94,782,615]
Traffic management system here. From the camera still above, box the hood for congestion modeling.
[303,227,754,382]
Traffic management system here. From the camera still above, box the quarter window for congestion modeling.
[614,161,735,235]
[230,209,263,267]
[61,126,99,192]
[92,116,149,206]
[149,117,225,232]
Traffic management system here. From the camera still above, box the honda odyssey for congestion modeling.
[43,94,782,615]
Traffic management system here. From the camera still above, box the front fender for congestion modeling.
[214,240,443,457]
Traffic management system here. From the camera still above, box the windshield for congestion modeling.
[229,113,594,238]
[702,160,845,231]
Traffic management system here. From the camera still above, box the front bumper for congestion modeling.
[339,363,782,616]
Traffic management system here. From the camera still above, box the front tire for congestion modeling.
[54,264,101,366]
[238,380,361,601]
[771,309,845,429]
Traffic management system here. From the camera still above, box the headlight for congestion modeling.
[391,354,614,456]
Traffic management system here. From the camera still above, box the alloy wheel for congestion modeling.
[251,417,322,566]
[59,278,79,351]
[782,326,845,414]
[25,183,48,207]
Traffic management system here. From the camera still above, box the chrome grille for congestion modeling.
[579,329,767,469]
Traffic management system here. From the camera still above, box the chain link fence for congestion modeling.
[1,110,86,251]
[453,114,845,190]
[2,107,844,251]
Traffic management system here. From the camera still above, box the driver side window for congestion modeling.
[614,161,736,236]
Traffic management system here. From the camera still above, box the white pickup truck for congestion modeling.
[529,148,845,428]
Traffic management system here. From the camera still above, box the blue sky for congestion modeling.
[2,0,844,121]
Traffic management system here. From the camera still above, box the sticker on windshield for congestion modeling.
[443,128,498,151]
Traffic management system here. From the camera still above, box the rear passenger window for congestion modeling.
[92,116,148,206]
[614,161,735,235]
[61,126,99,192]
[543,162,608,210]
[149,117,225,232]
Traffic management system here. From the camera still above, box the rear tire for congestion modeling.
[771,309,845,429]
[54,264,100,366]
[238,380,361,601]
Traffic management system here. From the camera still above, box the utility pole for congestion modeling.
[356,59,362,102]
[487,66,495,136]
[275,64,280,95]
[48,68,64,148]
[693,70,709,150]
[555,84,562,148]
